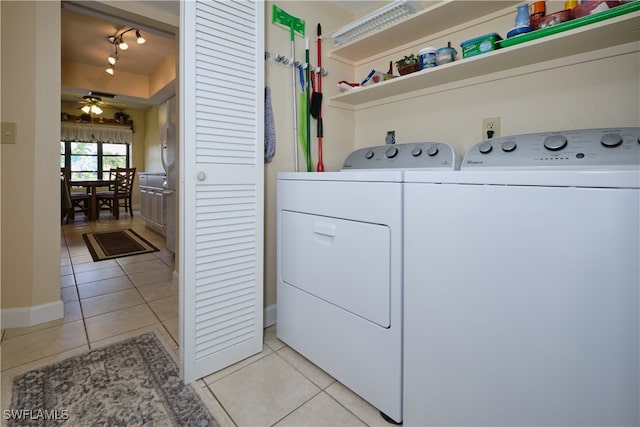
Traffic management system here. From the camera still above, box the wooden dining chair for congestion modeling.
[116,167,136,217]
[61,167,90,223]
[96,167,136,219]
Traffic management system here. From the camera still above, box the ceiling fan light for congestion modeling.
[91,105,103,115]
[81,105,91,114]
[136,30,146,44]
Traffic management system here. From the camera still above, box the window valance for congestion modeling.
[61,122,133,144]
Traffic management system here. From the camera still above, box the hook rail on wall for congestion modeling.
[265,51,327,76]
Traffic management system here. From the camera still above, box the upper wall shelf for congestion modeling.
[329,9,640,107]
[329,1,519,64]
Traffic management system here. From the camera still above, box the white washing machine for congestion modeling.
[277,142,459,423]
[403,128,640,426]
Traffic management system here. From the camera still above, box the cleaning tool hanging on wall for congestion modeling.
[264,87,276,163]
[313,23,325,172]
[297,65,313,172]
[304,38,312,172]
[272,5,305,171]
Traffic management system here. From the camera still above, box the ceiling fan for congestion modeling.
[75,91,126,115]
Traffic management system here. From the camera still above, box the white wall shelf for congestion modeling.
[329,10,640,108]
[329,1,519,64]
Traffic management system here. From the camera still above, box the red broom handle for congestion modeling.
[316,23,325,172]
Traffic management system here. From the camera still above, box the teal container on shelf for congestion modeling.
[460,33,503,58]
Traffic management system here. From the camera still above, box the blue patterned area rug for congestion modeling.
[9,333,217,426]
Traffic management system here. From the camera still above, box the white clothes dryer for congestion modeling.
[277,142,459,423]
[403,128,640,426]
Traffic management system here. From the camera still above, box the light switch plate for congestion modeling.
[1,122,17,144]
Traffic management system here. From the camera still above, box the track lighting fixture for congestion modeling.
[105,28,146,75]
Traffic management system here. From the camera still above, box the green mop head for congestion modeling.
[272,5,305,39]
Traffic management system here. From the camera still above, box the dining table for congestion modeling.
[69,179,115,220]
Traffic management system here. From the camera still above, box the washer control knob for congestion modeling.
[385,146,399,159]
[544,134,568,151]
[411,147,423,157]
[365,150,375,159]
[478,142,493,154]
[426,145,439,156]
[601,133,623,148]
[501,140,517,152]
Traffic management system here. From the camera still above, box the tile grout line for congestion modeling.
[270,343,375,427]
[323,389,374,427]
[203,382,239,427]
[268,388,325,427]
[64,225,93,350]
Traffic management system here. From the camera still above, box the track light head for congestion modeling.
[106,65,114,75]
[135,30,146,44]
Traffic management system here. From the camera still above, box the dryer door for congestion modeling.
[281,210,391,328]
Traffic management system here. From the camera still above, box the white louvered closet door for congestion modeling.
[180,0,264,383]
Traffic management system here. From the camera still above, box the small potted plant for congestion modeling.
[395,53,420,76]
[114,111,130,124]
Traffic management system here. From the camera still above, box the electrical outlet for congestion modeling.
[385,130,396,144]
[482,117,500,139]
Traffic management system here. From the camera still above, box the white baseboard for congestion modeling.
[264,304,276,327]
[1,299,64,328]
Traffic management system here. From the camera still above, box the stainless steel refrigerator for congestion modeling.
[160,96,177,253]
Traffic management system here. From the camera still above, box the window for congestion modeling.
[60,141,130,180]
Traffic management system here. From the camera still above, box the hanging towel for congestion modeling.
[264,87,276,163]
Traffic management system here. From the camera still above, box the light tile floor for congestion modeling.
[1,213,397,427]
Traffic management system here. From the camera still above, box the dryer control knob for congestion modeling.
[427,146,439,156]
[478,142,493,154]
[601,133,623,148]
[365,150,375,159]
[385,146,399,158]
[544,134,568,151]
[411,147,423,157]
[502,140,517,152]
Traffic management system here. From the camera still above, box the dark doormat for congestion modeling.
[83,229,159,262]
